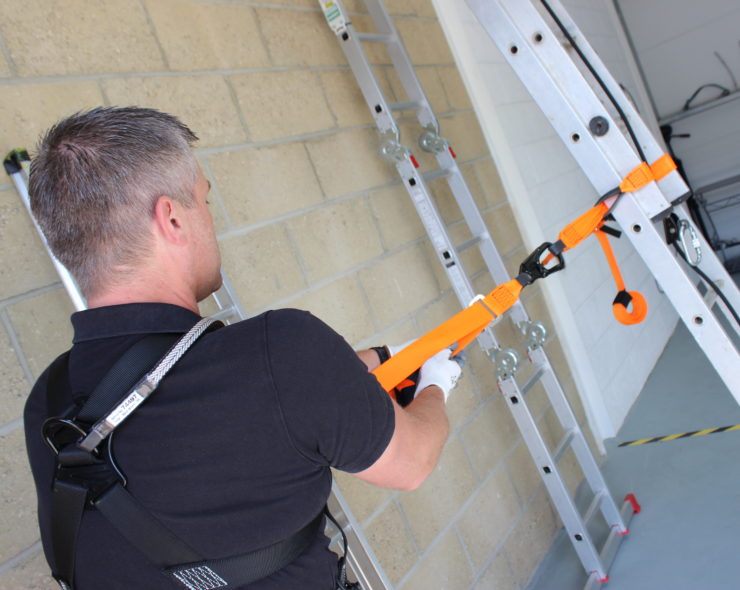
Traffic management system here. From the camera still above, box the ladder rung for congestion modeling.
[357,32,394,43]
[583,491,605,525]
[389,101,422,111]
[552,429,575,463]
[520,367,545,395]
[422,168,452,182]
[210,306,239,322]
[456,235,483,253]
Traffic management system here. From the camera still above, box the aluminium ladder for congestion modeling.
[320,0,637,587]
[465,0,740,400]
[3,150,390,590]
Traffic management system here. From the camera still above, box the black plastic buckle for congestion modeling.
[3,148,30,175]
[516,242,565,287]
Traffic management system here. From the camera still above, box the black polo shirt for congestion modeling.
[24,303,395,589]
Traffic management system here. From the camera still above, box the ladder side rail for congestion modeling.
[671,203,740,328]
[331,4,400,137]
[505,0,740,348]
[467,0,671,218]
[434,149,539,328]
[328,484,394,590]
[532,0,740,322]
[498,376,608,580]
[325,1,502,351]
[396,157,500,352]
[8,164,86,311]
[467,0,739,398]
[540,0,689,204]
[326,0,639,583]
[614,198,740,395]
[529,346,626,531]
[361,0,438,131]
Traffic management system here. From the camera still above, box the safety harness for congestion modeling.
[42,317,354,590]
[373,155,677,396]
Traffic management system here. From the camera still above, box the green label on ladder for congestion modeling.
[320,1,347,35]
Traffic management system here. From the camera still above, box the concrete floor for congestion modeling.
[526,313,740,590]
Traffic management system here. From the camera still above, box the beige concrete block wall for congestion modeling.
[0,0,593,587]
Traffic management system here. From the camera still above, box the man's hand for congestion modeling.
[415,348,461,403]
[387,339,416,356]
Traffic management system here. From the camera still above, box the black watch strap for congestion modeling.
[371,346,391,364]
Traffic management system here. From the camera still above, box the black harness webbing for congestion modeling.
[44,323,323,590]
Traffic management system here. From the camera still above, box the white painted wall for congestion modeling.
[433,0,678,442]
[616,0,740,263]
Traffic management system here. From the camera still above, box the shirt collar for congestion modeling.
[71,303,202,343]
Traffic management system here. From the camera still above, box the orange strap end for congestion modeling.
[649,154,677,181]
[595,229,625,291]
[557,202,609,250]
[613,290,648,325]
[619,162,654,193]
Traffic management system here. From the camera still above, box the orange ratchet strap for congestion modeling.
[372,278,523,393]
[372,156,674,393]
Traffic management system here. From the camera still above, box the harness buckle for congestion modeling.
[43,417,90,457]
[517,242,565,286]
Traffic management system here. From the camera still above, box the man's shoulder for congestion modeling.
[261,308,342,345]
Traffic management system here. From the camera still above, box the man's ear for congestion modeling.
[152,196,185,244]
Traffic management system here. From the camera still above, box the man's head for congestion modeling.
[30,106,221,301]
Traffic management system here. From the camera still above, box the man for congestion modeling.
[24,107,462,589]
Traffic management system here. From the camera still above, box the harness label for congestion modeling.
[107,391,144,427]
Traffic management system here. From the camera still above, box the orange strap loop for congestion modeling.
[616,155,675,194]
[595,229,648,325]
[649,154,677,181]
[372,279,522,392]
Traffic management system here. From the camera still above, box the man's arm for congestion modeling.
[352,347,458,491]
[354,387,449,491]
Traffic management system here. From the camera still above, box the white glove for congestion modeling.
[388,339,416,356]
[415,348,462,403]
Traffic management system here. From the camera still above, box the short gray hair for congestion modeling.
[29,106,199,297]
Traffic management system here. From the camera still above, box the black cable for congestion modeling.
[539,1,740,328]
[683,83,731,111]
[672,241,740,328]
[539,0,647,163]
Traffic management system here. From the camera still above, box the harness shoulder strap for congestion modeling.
[45,318,324,589]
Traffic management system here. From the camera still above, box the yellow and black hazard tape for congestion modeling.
[618,424,740,447]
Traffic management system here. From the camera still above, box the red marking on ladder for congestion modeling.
[449,146,457,158]
[410,154,420,168]
[625,493,641,514]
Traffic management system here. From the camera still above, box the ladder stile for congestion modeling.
[465,0,740,401]
[320,0,637,586]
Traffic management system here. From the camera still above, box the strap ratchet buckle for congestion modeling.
[517,242,565,286]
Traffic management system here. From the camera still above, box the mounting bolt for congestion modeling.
[589,116,609,137]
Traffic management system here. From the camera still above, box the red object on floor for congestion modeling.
[625,493,641,514]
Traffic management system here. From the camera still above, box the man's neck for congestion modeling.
[86,271,200,313]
